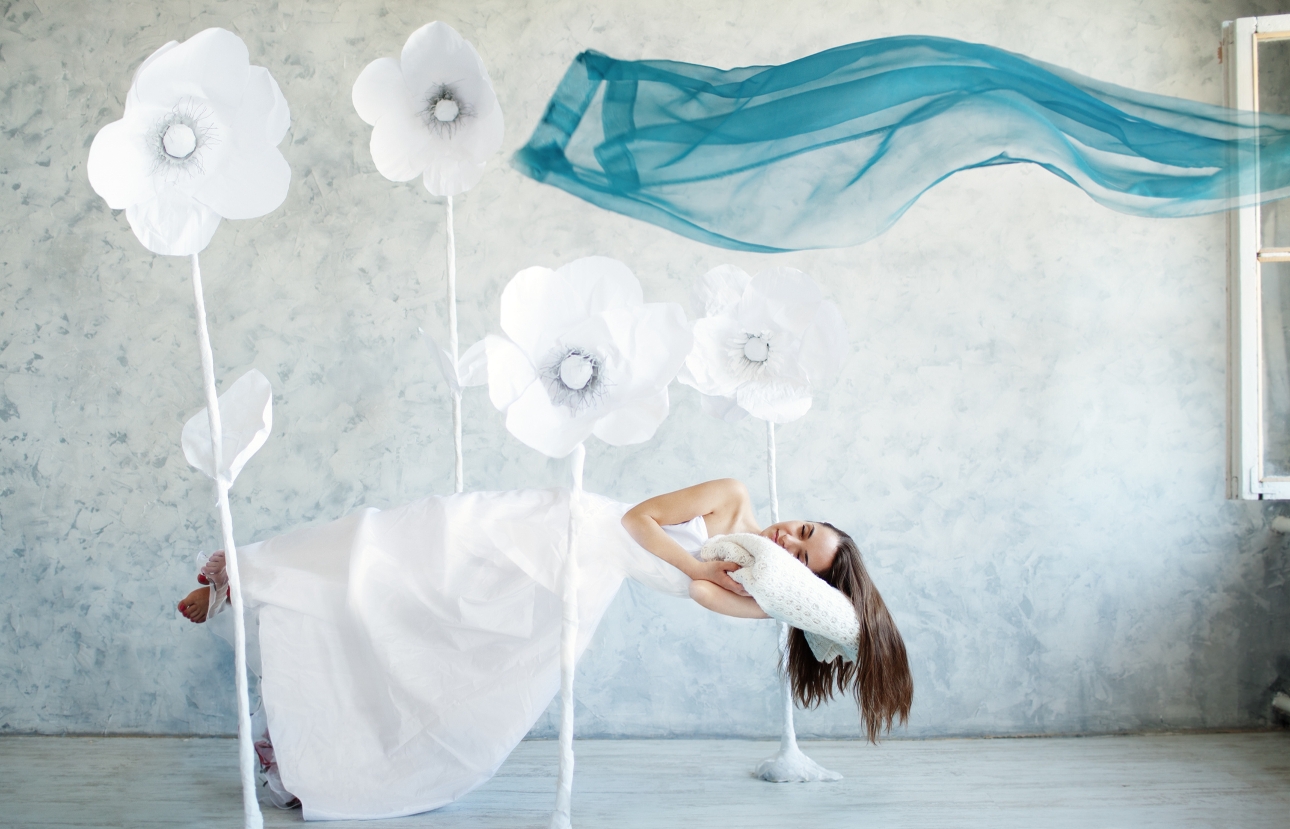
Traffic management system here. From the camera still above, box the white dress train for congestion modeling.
[235,488,693,821]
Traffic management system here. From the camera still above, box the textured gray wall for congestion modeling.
[2,0,1289,739]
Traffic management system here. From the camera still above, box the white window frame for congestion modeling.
[1225,14,1290,499]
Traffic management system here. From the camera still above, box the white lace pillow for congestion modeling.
[700,533,859,663]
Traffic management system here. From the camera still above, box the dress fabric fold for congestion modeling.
[513,35,1290,252]
[236,489,689,821]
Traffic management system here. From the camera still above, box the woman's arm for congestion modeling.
[622,478,755,598]
[689,579,769,619]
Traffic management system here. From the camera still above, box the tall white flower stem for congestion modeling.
[767,420,779,524]
[755,420,842,783]
[190,253,263,829]
[445,196,463,493]
[766,420,797,761]
[551,442,585,829]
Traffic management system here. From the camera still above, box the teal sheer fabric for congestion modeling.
[514,36,1290,252]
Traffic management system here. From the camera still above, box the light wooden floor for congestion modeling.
[2,732,1288,828]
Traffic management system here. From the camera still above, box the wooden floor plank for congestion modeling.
[1,733,1287,828]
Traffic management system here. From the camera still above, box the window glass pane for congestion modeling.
[1262,261,1290,476]
[1260,200,1290,249]
[1258,38,1290,247]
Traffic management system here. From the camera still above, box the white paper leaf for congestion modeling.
[458,339,488,387]
[420,327,461,393]
[182,368,273,488]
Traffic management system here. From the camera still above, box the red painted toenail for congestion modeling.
[197,574,209,585]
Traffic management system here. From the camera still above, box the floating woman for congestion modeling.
[177,477,911,820]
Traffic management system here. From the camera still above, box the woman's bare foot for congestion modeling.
[179,550,227,623]
[201,550,227,587]
[178,586,211,623]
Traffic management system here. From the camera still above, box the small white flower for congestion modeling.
[352,21,504,197]
[486,257,692,458]
[679,265,847,424]
[87,28,291,256]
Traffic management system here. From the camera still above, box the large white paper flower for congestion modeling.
[679,265,847,424]
[485,257,692,458]
[353,21,504,197]
[87,28,291,257]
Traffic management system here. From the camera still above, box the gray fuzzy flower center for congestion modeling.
[743,334,770,363]
[542,348,607,411]
[423,84,473,137]
[149,102,219,180]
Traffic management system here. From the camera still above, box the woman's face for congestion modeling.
[760,521,839,575]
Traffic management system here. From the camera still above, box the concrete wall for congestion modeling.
[2,0,1289,738]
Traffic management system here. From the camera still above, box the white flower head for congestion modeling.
[352,21,504,197]
[679,265,848,424]
[486,257,693,458]
[87,28,291,256]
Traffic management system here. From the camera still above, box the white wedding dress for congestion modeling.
[234,488,698,821]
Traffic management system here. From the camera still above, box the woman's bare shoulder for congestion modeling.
[700,479,760,534]
[623,478,752,528]
[702,477,749,498]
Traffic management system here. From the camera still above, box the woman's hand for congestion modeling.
[691,559,749,596]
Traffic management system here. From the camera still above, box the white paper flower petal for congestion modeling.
[353,57,412,127]
[423,158,487,197]
[681,316,745,398]
[457,339,488,387]
[197,140,291,220]
[127,41,179,107]
[592,388,670,446]
[500,267,586,357]
[738,268,824,336]
[133,28,250,113]
[485,334,536,410]
[400,23,498,121]
[126,189,222,256]
[736,380,813,424]
[700,393,748,423]
[598,304,692,400]
[369,109,433,182]
[798,301,848,384]
[182,368,273,487]
[692,264,750,317]
[87,116,157,209]
[505,381,597,458]
[239,65,291,147]
[558,256,644,317]
[550,312,615,365]
[457,104,506,162]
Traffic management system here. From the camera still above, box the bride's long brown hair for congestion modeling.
[786,523,913,743]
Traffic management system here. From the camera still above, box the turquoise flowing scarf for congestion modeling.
[514,36,1290,252]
